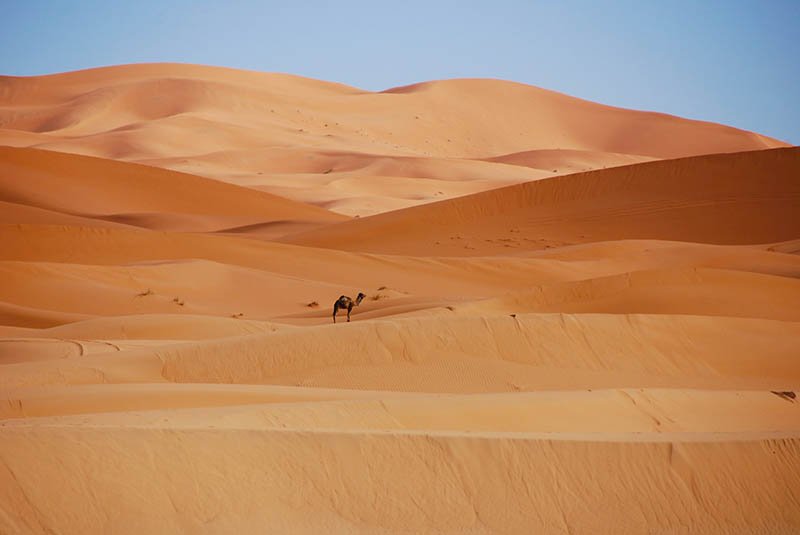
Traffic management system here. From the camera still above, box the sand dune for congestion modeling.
[1,63,799,533]
[0,145,346,236]
[0,199,135,229]
[7,313,284,341]
[7,387,799,434]
[2,224,799,328]
[2,425,797,534]
[285,147,800,255]
[456,267,800,322]
[4,313,798,393]
[1,63,789,216]
[482,147,656,171]
[0,300,93,329]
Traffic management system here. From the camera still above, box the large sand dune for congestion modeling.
[0,63,789,216]
[284,147,800,255]
[1,63,799,533]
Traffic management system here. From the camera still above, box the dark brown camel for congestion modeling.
[333,292,365,323]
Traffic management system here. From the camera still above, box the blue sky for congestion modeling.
[2,0,798,143]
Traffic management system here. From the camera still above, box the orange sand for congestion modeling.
[1,64,799,534]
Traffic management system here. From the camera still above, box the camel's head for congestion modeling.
[356,292,366,305]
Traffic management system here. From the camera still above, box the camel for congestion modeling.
[333,292,365,323]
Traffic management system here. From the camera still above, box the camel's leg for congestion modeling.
[333,303,339,323]
[347,304,353,322]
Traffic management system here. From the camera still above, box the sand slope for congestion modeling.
[1,64,799,534]
[0,145,346,236]
[2,426,797,534]
[284,147,800,255]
